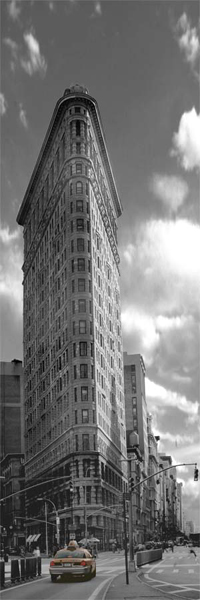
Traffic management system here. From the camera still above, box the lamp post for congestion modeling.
[84,465,91,542]
[38,497,60,554]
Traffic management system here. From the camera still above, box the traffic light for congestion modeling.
[69,480,74,504]
[128,476,134,493]
[194,466,198,481]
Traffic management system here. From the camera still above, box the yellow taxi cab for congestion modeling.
[49,540,96,582]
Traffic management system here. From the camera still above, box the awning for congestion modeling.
[34,534,41,542]
[27,535,35,543]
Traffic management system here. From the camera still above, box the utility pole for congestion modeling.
[128,459,134,563]
[45,502,48,556]
[85,485,88,542]
[123,494,129,585]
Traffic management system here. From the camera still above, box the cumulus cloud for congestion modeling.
[19,104,28,129]
[0,93,8,116]
[181,477,200,499]
[7,0,21,21]
[21,32,47,77]
[48,1,55,10]
[90,0,102,18]
[153,430,192,446]
[94,1,102,15]
[121,219,200,317]
[0,225,23,315]
[171,108,200,171]
[146,378,198,419]
[150,174,189,213]
[174,12,200,78]
[3,37,19,72]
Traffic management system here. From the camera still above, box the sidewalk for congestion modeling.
[105,569,171,600]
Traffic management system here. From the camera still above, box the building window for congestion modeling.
[80,341,87,356]
[71,259,74,273]
[83,459,90,476]
[76,200,83,212]
[74,387,77,402]
[75,435,79,451]
[78,258,85,271]
[70,182,73,195]
[77,238,84,252]
[78,278,85,292]
[80,364,88,378]
[74,365,77,379]
[77,218,84,231]
[82,434,89,451]
[79,320,86,334]
[76,163,82,174]
[76,120,81,136]
[82,409,89,424]
[76,142,81,154]
[75,410,77,424]
[78,299,86,313]
[76,181,83,194]
[81,386,88,401]
[86,182,89,196]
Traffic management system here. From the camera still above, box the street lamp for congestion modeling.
[84,466,91,542]
[38,497,60,555]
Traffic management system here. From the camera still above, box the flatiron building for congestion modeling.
[17,85,127,548]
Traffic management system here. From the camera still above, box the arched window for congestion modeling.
[76,181,83,194]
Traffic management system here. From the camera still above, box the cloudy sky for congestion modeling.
[1,0,200,529]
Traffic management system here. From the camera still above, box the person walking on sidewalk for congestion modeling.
[189,546,197,559]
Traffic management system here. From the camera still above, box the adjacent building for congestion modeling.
[123,352,149,543]
[0,360,25,548]
[147,415,159,539]
[16,85,127,549]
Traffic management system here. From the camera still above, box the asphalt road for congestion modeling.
[1,553,124,600]
[139,546,200,599]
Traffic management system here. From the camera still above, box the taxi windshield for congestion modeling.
[55,550,87,559]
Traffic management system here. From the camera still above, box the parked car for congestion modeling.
[49,540,96,583]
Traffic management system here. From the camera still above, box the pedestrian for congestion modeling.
[189,546,197,558]
[171,542,174,552]
[33,546,40,557]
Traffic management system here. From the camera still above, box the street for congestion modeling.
[140,546,200,599]
[0,552,124,600]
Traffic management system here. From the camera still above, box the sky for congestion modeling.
[1,0,200,530]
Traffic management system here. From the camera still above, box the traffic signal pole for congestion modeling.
[128,460,134,565]
[123,494,129,585]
